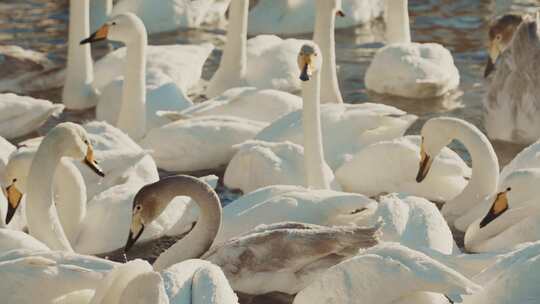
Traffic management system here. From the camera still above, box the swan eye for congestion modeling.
[135,205,142,211]
[84,140,89,145]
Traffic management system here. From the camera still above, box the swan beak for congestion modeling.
[484,42,500,78]
[125,220,145,253]
[416,143,433,183]
[299,54,313,82]
[484,58,496,78]
[84,146,105,177]
[336,10,346,17]
[5,181,22,224]
[80,24,109,45]
[479,187,511,228]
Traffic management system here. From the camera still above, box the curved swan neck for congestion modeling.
[385,0,412,44]
[443,121,499,219]
[302,68,332,190]
[26,134,74,251]
[55,159,87,245]
[63,0,95,110]
[117,31,147,141]
[313,2,343,104]
[152,177,222,271]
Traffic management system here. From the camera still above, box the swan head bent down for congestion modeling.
[5,123,103,224]
[81,13,147,45]
[416,119,456,183]
[484,13,523,77]
[298,43,323,82]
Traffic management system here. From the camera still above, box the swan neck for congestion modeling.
[26,136,74,251]
[221,0,248,78]
[446,123,499,214]
[63,0,95,109]
[118,35,147,140]
[302,70,331,190]
[385,0,411,44]
[153,178,222,271]
[313,4,343,104]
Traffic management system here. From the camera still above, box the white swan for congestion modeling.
[125,175,380,295]
[293,243,482,304]
[464,169,540,253]
[365,0,459,98]
[81,14,208,139]
[416,117,500,228]
[336,135,471,202]
[247,0,385,35]
[205,0,307,97]
[483,13,540,144]
[0,249,118,304]
[64,0,212,113]
[0,93,63,140]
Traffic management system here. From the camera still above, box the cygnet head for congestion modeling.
[484,13,523,77]
[81,13,147,45]
[316,0,345,17]
[298,43,323,82]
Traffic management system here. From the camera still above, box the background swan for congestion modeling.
[205,0,305,97]
[125,175,379,295]
[483,13,540,144]
[0,93,63,140]
[293,243,481,304]
[247,0,384,35]
[365,0,459,98]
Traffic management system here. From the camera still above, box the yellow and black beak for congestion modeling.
[4,180,22,224]
[80,24,110,45]
[484,41,500,78]
[84,145,105,177]
[416,142,433,183]
[479,187,511,228]
[124,222,144,253]
[336,10,346,17]
[299,54,313,82]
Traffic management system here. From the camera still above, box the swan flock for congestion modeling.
[1,0,540,303]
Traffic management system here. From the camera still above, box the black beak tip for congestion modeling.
[299,74,310,82]
[415,171,425,183]
[484,59,495,78]
[80,38,90,45]
[5,205,17,225]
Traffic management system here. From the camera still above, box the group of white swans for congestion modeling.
[0,0,540,303]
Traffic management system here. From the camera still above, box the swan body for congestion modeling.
[0,93,63,139]
[247,0,384,35]
[336,135,471,202]
[484,14,540,144]
[293,243,482,304]
[205,0,305,97]
[224,140,342,193]
[0,229,49,252]
[365,0,459,98]
[159,87,302,124]
[126,175,379,295]
[0,249,117,304]
[141,115,266,172]
[255,103,417,169]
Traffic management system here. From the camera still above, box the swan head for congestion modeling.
[3,148,35,224]
[484,13,523,77]
[81,13,147,45]
[298,43,323,82]
[51,123,104,178]
[416,118,458,183]
[316,0,345,17]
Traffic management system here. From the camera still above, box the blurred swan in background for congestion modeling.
[483,13,540,144]
[365,0,459,98]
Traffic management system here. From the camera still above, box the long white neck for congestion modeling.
[313,3,343,104]
[205,0,248,98]
[90,0,113,32]
[54,159,87,245]
[385,0,412,44]
[303,69,332,190]
[26,136,74,251]
[63,0,96,110]
[117,34,147,141]
[153,177,222,271]
[441,121,499,222]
